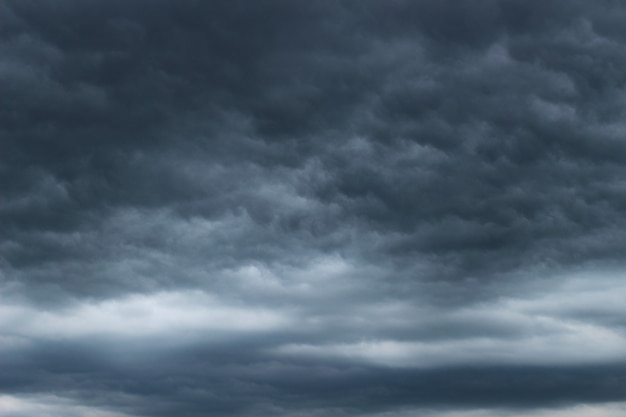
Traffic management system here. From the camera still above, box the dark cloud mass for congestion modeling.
[2,1,626,416]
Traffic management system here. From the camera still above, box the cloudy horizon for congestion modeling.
[2,1,626,416]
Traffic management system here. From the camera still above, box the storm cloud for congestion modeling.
[2,1,626,416]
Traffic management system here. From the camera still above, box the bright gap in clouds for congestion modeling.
[2,395,626,417]
[2,267,625,367]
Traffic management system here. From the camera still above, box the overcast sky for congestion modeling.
[2,1,626,416]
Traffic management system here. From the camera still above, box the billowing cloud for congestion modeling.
[2,0,626,416]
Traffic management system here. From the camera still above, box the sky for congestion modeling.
[2,1,626,416]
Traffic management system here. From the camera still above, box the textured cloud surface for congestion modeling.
[2,1,626,416]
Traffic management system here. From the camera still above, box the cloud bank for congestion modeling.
[2,1,626,416]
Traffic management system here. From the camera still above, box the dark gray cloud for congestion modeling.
[2,1,626,416]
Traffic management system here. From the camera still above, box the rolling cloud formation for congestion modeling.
[2,1,626,416]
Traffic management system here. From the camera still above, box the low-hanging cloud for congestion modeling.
[2,0,626,416]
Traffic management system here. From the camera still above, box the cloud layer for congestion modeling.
[2,1,626,416]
